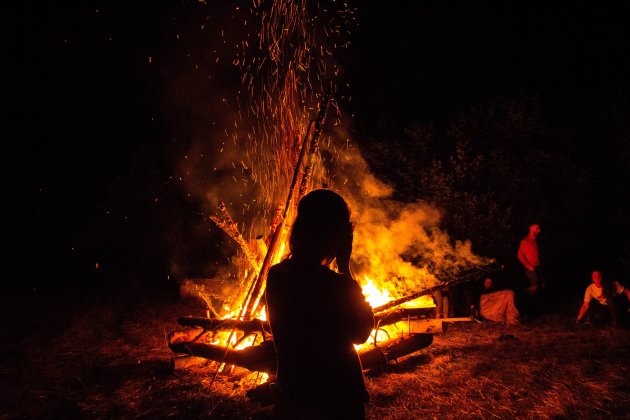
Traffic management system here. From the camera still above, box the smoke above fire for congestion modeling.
[320,137,492,299]
[163,1,491,308]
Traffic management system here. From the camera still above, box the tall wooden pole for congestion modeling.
[242,96,331,319]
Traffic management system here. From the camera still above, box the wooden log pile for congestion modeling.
[167,263,501,375]
[168,328,433,374]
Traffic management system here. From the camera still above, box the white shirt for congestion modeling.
[584,281,625,305]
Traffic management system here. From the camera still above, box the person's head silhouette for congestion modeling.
[289,189,352,265]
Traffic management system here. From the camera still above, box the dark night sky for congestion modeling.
[15,1,630,292]
[350,1,629,124]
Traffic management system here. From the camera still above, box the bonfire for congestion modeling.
[167,0,496,400]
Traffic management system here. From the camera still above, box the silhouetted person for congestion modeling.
[265,189,374,419]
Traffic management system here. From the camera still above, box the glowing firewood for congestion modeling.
[177,316,272,336]
[169,333,433,376]
[169,340,277,374]
[210,201,262,273]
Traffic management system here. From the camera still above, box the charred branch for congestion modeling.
[169,340,277,374]
[358,333,433,368]
[169,333,433,377]
[210,201,262,272]
[240,334,433,405]
[177,307,437,339]
[372,263,503,314]
[177,316,272,336]
[170,355,209,371]
[375,307,435,326]
[265,205,284,248]
[242,97,332,319]
[298,95,331,198]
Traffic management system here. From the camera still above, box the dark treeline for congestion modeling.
[347,0,630,291]
[358,92,630,289]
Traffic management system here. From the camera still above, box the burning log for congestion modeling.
[169,333,433,375]
[375,307,435,326]
[265,205,284,248]
[175,309,442,338]
[169,340,277,374]
[177,316,272,336]
[379,316,474,336]
[171,263,500,350]
[170,264,498,351]
[358,333,433,368]
[238,333,434,405]
[372,263,503,315]
[170,355,209,371]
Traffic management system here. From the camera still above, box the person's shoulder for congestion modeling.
[268,259,293,284]
[269,259,287,274]
[270,258,291,270]
[309,265,352,288]
[315,264,344,281]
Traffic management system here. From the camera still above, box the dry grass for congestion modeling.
[1,289,629,419]
[365,320,630,419]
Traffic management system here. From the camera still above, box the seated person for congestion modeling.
[472,278,520,325]
[576,270,630,326]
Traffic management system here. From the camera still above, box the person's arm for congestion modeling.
[335,222,374,343]
[576,286,592,323]
[335,222,353,278]
[576,301,589,323]
[614,280,630,295]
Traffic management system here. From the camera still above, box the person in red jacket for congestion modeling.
[265,189,374,419]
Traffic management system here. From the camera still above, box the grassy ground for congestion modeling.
[1,287,629,419]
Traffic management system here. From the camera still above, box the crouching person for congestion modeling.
[576,270,630,327]
[476,278,520,325]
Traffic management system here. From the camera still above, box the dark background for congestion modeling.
[14,1,630,299]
